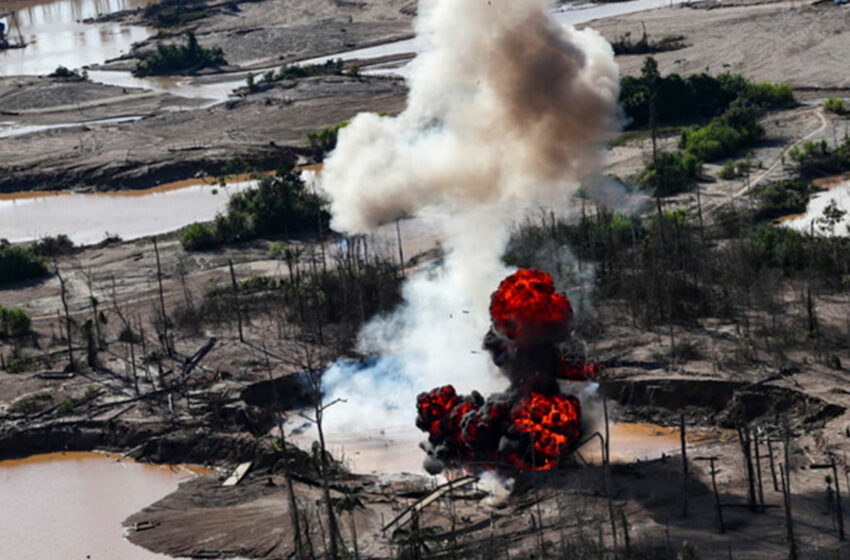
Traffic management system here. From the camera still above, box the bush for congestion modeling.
[0,305,31,337]
[32,234,75,257]
[639,150,702,196]
[134,32,226,77]
[0,241,49,286]
[825,97,846,115]
[180,222,218,251]
[619,59,794,129]
[181,161,330,251]
[718,160,738,180]
[755,179,813,220]
[144,0,209,28]
[611,30,685,55]
[680,102,764,161]
[307,120,350,155]
[49,66,81,79]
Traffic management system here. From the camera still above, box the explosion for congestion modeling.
[416,269,599,473]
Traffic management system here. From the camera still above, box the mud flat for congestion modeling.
[92,0,416,71]
[0,74,405,192]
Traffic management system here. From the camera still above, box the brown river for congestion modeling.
[0,451,208,560]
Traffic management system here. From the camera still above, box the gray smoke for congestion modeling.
[317,0,620,439]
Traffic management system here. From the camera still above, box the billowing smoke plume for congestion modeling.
[317,0,619,443]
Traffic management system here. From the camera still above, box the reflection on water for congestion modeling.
[0,451,207,560]
[0,179,258,244]
[785,180,850,236]
[0,0,152,76]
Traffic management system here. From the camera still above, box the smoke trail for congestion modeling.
[317,0,620,438]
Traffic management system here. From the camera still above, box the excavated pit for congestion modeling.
[601,378,845,429]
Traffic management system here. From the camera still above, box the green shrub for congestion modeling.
[619,58,794,130]
[143,0,209,27]
[680,102,764,161]
[825,97,846,115]
[0,241,49,286]
[718,160,738,180]
[0,305,31,337]
[134,32,226,77]
[180,222,218,251]
[32,234,75,257]
[49,66,81,79]
[639,150,702,196]
[181,161,330,251]
[755,179,813,220]
[307,120,350,155]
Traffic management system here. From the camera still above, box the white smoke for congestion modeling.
[317,0,620,440]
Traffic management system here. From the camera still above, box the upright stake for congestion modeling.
[228,259,244,343]
[782,422,798,560]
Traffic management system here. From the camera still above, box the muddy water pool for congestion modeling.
[0,0,152,77]
[0,451,208,560]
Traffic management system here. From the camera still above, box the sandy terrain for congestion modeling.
[589,0,850,89]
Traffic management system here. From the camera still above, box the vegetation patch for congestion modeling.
[0,241,49,286]
[637,150,702,196]
[680,101,764,162]
[0,305,31,338]
[181,160,329,251]
[611,30,686,56]
[143,0,212,28]
[134,32,226,77]
[755,179,815,221]
[787,137,850,178]
[620,57,794,130]
[825,97,847,116]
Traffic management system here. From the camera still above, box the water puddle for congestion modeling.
[0,178,258,244]
[783,180,850,236]
[0,451,209,559]
[0,0,153,77]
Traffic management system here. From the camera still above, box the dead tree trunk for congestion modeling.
[753,428,765,510]
[152,238,170,355]
[54,260,75,370]
[737,426,758,512]
[680,414,689,517]
[228,259,244,343]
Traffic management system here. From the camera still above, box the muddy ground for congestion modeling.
[0,73,405,192]
[93,0,415,71]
